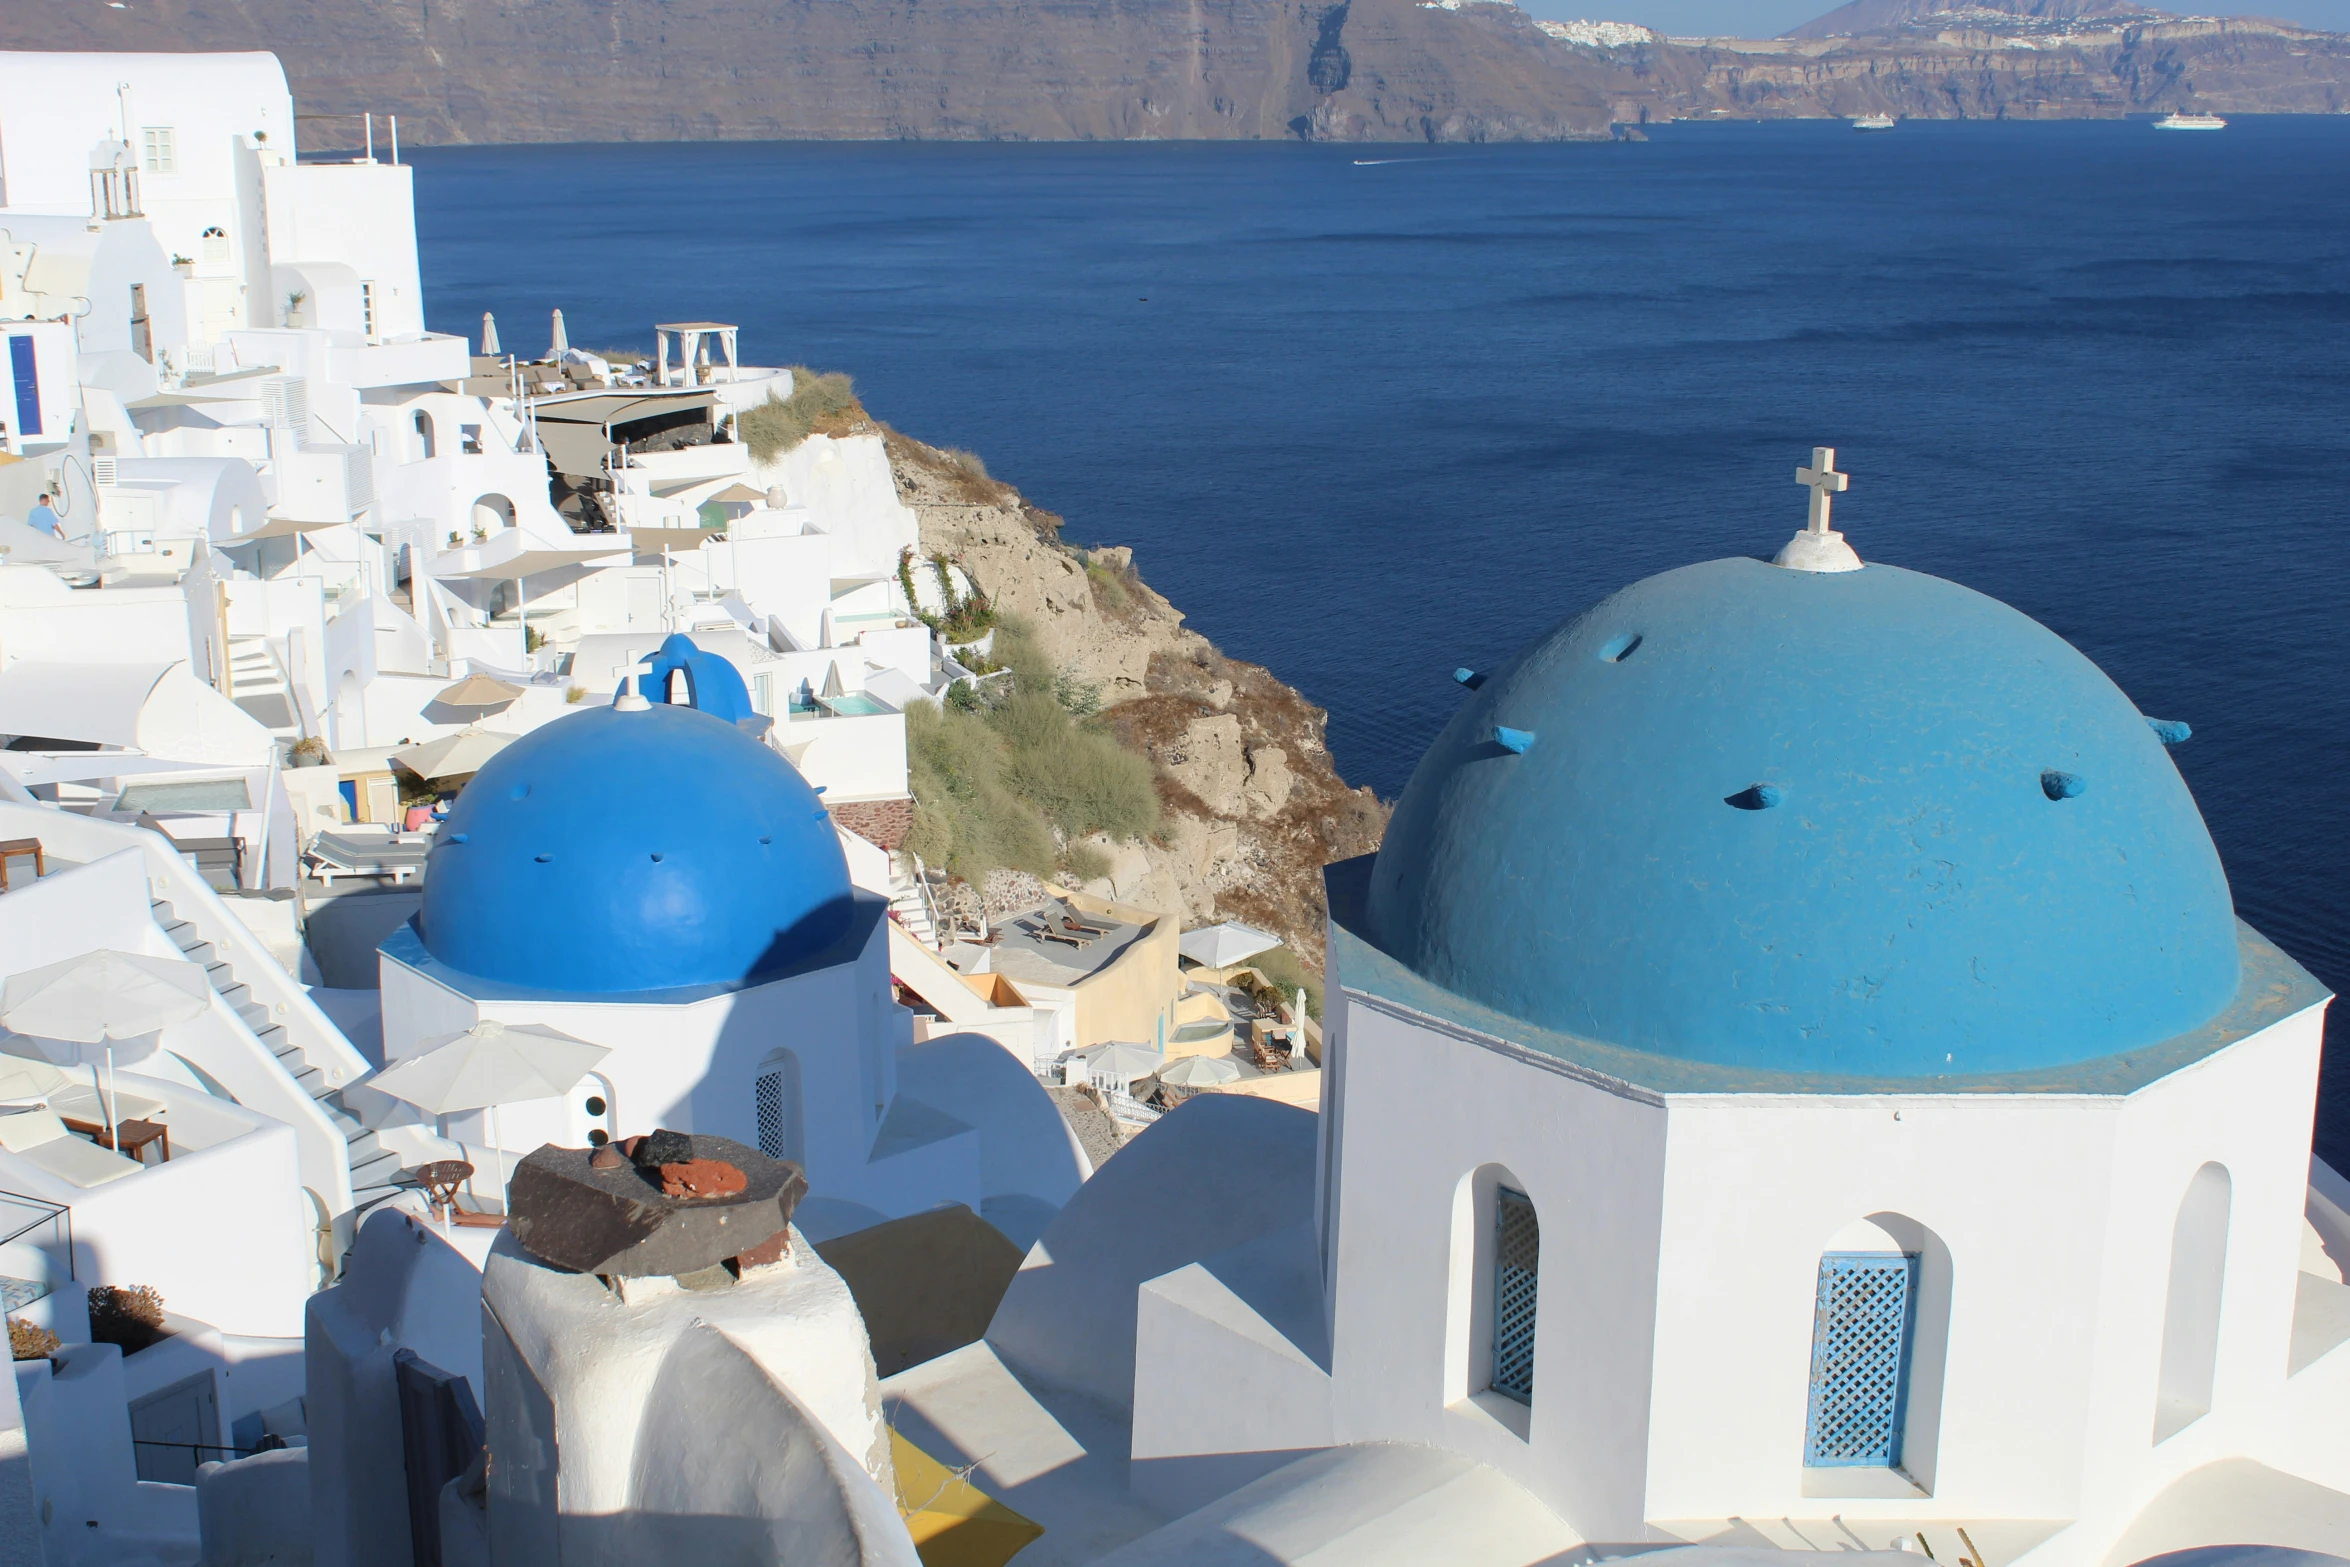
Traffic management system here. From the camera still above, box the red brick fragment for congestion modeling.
[658,1158,747,1199]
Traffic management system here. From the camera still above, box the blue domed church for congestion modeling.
[1116,455,2348,1561]
[373,680,1083,1244]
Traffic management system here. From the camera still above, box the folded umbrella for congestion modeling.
[390,727,514,784]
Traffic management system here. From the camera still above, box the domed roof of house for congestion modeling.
[1364,557,2241,1080]
[418,703,852,993]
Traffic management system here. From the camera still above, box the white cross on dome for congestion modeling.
[1774,445,1863,574]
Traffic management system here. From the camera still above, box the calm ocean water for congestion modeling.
[410,121,2350,1158]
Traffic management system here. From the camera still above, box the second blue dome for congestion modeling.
[418,703,854,993]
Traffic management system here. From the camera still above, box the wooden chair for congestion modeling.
[0,838,45,892]
[414,1160,505,1228]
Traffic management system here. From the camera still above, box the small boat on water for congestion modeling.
[2154,112,2227,130]
[1851,113,1897,131]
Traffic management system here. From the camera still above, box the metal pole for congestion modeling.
[389,115,399,165]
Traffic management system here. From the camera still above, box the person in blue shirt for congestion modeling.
[26,493,61,537]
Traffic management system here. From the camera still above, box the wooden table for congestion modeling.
[61,1116,171,1163]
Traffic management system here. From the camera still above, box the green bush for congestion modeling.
[906,650,1160,885]
[1061,842,1112,883]
[738,368,862,460]
[1251,946,1323,1021]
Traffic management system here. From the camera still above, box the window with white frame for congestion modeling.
[140,127,177,175]
[200,226,229,265]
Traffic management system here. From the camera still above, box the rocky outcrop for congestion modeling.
[4,0,1620,144]
[887,434,1386,968]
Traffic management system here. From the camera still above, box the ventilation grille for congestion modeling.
[1490,1186,1539,1404]
[754,1070,788,1160]
[92,457,118,488]
[341,444,374,511]
[1804,1253,1918,1467]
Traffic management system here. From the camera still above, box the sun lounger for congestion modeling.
[307,831,431,885]
[0,1107,143,1187]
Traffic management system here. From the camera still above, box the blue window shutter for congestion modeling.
[9,336,41,438]
[1803,1252,1918,1468]
[1491,1187,1539,1404]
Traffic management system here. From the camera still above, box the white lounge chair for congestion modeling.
[0,1107,142,1187]
[306,831,431,886]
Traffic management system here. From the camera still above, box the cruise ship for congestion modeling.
[1851,112,1896,131]
[2154,111,2228,130]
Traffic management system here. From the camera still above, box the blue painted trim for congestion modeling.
[1802,1252,1919,1468]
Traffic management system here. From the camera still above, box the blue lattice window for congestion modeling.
[1803,1252,1919,1468]
[1491,1188,1539,1404]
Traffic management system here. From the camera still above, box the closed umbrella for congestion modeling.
[548,308,569,358]
[390,726,513,784]
[1,949,211,1137]
[480,312,500,356]
[369,1020,610,1205]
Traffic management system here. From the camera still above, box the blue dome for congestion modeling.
[418,703,852,993]
[1366,558,2240,1079]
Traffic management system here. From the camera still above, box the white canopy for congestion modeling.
[369,1020,609,1117]
[1077,1041,1165,1088]
[0,660,273,767]
[1178,922,1282,970]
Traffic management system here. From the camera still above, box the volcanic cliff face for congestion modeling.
[1657,2,2350,119]
[0,0,1620,143]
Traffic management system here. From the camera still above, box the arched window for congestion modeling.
[1802,1213,1952,1489]
[754,1050,805,1167]
[200,225,229,265]
[2155,1162,2231,1441]
[1442,1163,1538,1432]
[413,409,436,460]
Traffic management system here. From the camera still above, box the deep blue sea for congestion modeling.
[408,120,2350,1160]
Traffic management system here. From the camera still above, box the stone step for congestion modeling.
[350,1148,403,1188]
[289,1063,324,1094]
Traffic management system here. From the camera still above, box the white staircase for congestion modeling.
[226,636,304,743]
[151,892,406,1206]
[888,853,942,948]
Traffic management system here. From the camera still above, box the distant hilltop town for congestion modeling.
[0,0,2342,143]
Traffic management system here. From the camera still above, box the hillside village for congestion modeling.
[0,41,2344,1567]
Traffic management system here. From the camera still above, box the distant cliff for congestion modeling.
[1657,0,2350,120]
[0,0,1622,144]
[1,0,2341,144]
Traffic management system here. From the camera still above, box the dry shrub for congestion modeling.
[10,1318,59,1361]
[737,367,866,460]
[87,1284,169,1354]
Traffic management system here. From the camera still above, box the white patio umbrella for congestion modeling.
[1156,1054,1241,1089]
[0,949,211,1137]
[1077,1041,1165,1092]
[480,311,500,356]
[390,726,513,784]
[435,673,525,710]
[367,1020,610,1204]
[1178,922,1282,971]
[548,308,569,358]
